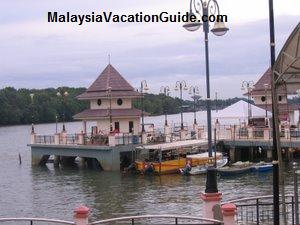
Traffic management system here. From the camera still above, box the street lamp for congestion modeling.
[160,86,171,126]
[175,80,188,130]
[56,90,69,132]
[140,80,149,133]
[189,86,200,125]
[297,89,300,127]
[264,83,269,126]
[30,93,35,133]
[215,92,218,113]
[107,87,113,133]
[183,0,229,194]
[241,81,254,123]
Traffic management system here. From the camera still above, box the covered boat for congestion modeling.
[134,140,221,174]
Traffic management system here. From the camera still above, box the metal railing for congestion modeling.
[0,218,74,224]
[84,134,108,146]
[90,214,223,225]
[35,135,55,144]
[226,194,298,225]
[115,134,141,145]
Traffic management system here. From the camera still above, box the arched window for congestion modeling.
[261,96,266,102]
[97,99,102,106]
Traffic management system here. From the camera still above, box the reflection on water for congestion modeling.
[0,121,297,221]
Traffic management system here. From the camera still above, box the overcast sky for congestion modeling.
[0,0,299,99]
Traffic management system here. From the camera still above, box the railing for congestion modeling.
[0,218,74,224]
[84,134,108,146]
[226,194,297,225]
[90,214,223,225]
[35,135,55,144]
[115,134,141,145]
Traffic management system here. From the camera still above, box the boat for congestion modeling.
[217,161,253,176]
[180,156,228,175]
[134,140,222,175]
[253,162,273,172]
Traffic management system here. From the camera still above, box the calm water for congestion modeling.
[0,115,297,222]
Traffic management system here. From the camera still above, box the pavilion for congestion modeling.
[74,64,144,135]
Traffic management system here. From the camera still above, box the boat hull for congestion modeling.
[218,166,253,176]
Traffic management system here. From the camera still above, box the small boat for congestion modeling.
[182,156,228,175]
[218,161,253,176]
[135,140,222,175]
[253,162,273,172]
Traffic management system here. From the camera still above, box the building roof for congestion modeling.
[73,108,149,120]
[77,64,140,100]
[244,68,286,96]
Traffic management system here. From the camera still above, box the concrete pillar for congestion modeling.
[200,192,222,219]
[263,128,270,140]
[221,203,237,225]
[180,129,187,141]
[193,124,199,139]
[141,132,147,144]
[82,121,87,134]
[54,155,60,167]
[229,148,235,163]
[249,147,254,161]
[248,127,253,139]
[74,206,90,225]
[164,125,171,142]
[54,133,60,145]
[108,134,116,147]
[197,127,203,139]
[284,127,290,139]
[267,148,272,161]
[78,132,84,145]
[61,131,67,145]
[30,133,36,144]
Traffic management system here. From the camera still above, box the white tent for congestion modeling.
[213,100,272,119]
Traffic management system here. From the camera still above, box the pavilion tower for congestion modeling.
[74,64,143,135]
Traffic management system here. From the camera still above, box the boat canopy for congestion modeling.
[136,139,208,151]
[273,22,300,93]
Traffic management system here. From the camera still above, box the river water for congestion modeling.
[0,113,298,222]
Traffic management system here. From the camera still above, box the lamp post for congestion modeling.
[160,86,170,126]
[215,92,218,113]
[56,90,69,132]
[175,80,188,130]
[241,81,254,123]
[293,162,300,225]
[30,93,35,134]
[189,86,200,125]
[264,83,269,126]
[297,89,300,127]
[108,87,113,133]
[183,0,229,194]
[140,80,149,133]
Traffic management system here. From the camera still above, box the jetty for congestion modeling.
[28,62,300,171]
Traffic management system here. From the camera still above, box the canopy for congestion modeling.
[214,100,272,119]
[273,22,300,93]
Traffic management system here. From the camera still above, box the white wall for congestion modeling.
[90,98,132,110]
[253,94,287,105]
[96,117,140,135]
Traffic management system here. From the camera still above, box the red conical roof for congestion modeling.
[77,64,140,99]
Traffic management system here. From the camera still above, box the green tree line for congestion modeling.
[0,87,247,126]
